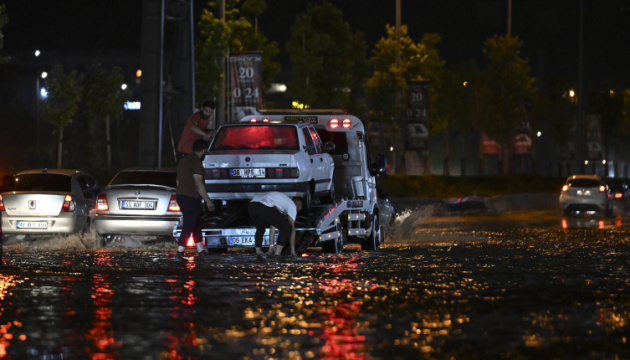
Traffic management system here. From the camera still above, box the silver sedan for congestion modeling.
[0,169,101,240]
[92,168,182,242]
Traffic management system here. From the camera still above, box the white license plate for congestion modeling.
[231,168,265,178]
[17,221,48,229]
[122,200,156,210]
[229,236,255,246]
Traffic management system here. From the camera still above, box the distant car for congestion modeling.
[0,169,101,239]
[603,177,630,214]
[92,168,181,243]
[559,174,612,217]
[204,122,336,211]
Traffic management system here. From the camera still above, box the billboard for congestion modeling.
[405,80,430,150]
[229,52,263,122]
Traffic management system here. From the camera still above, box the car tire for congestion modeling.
[322,221,344,254]
[302,187,312,214]
[361,215,381,251]
[322,176,335,204]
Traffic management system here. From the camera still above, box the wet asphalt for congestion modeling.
[0,204,629,359]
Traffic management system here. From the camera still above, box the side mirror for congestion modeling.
[324,141,336,152]
[372,154,387,177]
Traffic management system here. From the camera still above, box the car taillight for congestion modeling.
[62,194,76,212]
[561,185,569,192]
[615,192,624,199]
[96,194,109,211]
[267,168,299,179]
[206,168,230,179]
[599,185,606,192]
[168,195,180,212]
[0,194,4,211]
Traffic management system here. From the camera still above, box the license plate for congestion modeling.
[17,221,48,229]
[231,168,265,178]
[229,236,255,246]
[121,200,156,210]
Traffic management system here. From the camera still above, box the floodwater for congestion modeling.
[1,206,630,359]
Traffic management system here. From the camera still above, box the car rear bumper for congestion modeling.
[206,182,309,200]
[1,212,83,234]
[93,215,180,236]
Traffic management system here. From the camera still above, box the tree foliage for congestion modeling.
[39,64,83,168]
[82,64,131,167]
[366,24,444,128]
[286,2,368,112]
[196,0,280,104]
[472,35,537,145]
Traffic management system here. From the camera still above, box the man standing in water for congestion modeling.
[172,139,213,262]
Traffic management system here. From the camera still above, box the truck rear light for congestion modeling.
[342,118,351,128]
[599,185,606,192]
[62,194,76,212]
[96,194,109,211]
[168,195,180,212]
[329,118,339,129]
[0,194,4,211]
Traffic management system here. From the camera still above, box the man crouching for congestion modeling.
[248,192,302,256]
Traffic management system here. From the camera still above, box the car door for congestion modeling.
[302,126,332,193]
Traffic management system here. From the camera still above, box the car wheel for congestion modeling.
[302,187,312,214]
[325,177,336,203]
[361,215,380,251]
[322,221,344,254]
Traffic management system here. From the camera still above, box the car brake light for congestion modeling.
[62,194,76,212]
[168,195,180,212]
[0,194,4,211]
[342,118,351,128]
[599,185,606,192]
[96,194,109,211]
[561,185,569,192]
[615,192,624,199]
[329,118,339,129]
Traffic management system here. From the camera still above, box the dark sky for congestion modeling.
[3,0,629,90]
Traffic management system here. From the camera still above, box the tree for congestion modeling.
[472,35,537,174]
[286,2,368,112]
[82,64,131,168]
[196,0,280,106]
[0,4,9,64]
[366,25,444,129]
[39,64,83,168]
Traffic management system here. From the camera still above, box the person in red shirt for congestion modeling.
[177,100,216,161]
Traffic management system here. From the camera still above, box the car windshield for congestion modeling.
[210,125,298,150]
[568,178,601,188]
[109,171,176,187]
[11,174,72,192]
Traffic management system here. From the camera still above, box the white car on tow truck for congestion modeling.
[174,109,392,254]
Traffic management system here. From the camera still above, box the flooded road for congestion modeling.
[1,207,630,359]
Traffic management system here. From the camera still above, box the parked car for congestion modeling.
[0,169,101,239]
[559,174,612,217]
[203,122,336,211]
[92,168,181,243]
[603,177,630,214]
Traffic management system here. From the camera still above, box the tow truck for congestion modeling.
[173,109,392,254]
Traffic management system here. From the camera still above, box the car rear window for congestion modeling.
[568,178,601,188]
[211,125,298,150]
[109,171,176,187]
[12,174,72,192]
